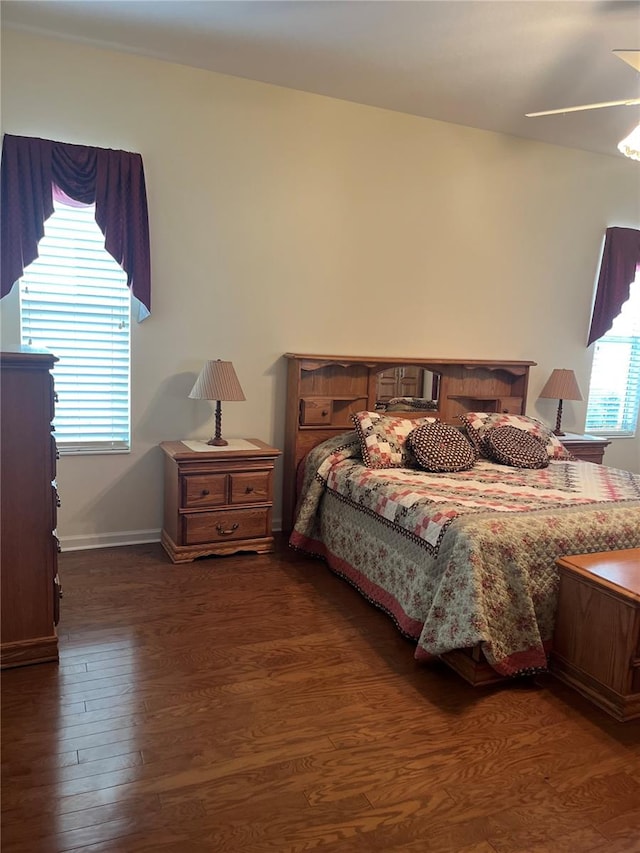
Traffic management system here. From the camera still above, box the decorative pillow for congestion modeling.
[485,425,549,469]
[351,411,438,469]
[459,412,573,460]
[408,422,477,473]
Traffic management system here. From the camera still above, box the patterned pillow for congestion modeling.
[352,411,438,469]
[459,412,573,460]
[408,422,477,473]
[485,425,549,469]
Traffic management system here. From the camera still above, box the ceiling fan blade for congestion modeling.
[526,98,640,117]
[613,50,640,72]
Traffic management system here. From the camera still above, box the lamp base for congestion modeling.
[207,401,228,445]
[207,437,228,446]
[553,400,565,438]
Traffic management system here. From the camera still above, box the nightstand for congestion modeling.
[160,439,281,563]
[560,432,611,464]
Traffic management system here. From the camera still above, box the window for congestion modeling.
[19,199,131,453]
[585,271,640,437]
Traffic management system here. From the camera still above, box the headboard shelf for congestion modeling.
[283,353,536,530]
[446,394,524,415]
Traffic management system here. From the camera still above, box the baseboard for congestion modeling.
[1,635,59,669]
[59,529,162,551]
[59,518,283,552]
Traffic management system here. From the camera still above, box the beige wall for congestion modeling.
[1,30,639,548]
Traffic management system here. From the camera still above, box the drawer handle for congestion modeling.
[322,410,329,417]
[201,489,210,496]
[245,486,254,493]
[216,523,239,536]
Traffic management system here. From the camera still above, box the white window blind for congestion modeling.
[19,200,131,453]
[585,273,640,437]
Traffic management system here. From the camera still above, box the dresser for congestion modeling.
[560,432,610,464]
[1,348,61,668]
[160,439,281,563]
[551,548,640,721]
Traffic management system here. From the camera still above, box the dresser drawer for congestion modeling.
[183,474,227,508]
[51,482,61,529]
[49,375,57,424]
[183,508,269,545]
[50,434,58,478]
[230,471,271,504]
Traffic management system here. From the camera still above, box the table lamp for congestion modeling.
[189,360,246,446]
[538,368,583,436]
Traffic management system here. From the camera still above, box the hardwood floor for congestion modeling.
[2,537,639,852]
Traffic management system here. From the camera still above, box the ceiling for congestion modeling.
[2,0,640,159]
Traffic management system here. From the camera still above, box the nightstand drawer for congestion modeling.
[230,471,271,504]
[183,474,227,508]
[184,508,269,545]
[559,434,610,464]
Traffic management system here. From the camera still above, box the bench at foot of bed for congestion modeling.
[551,548,640,722]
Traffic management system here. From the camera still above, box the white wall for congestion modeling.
[1,30,639,548]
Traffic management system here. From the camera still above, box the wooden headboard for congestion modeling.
[282,353,536,531]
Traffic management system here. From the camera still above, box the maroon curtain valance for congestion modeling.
[587,226,640,346]
[1,134,151,318]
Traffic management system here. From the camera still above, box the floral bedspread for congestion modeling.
[290,432,640,676]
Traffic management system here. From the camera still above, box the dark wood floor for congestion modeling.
[2,538,640,853]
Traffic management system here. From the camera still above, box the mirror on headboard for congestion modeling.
[374,366,440,413]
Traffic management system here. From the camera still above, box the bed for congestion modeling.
[283,353,640,684]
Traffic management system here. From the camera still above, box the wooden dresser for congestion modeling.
[551,549,640,721]
[160,439,281,563]
[1,348,61,668]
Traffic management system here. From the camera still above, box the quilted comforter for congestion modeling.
[290,432,640,676]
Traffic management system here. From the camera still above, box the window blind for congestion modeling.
[585,275,640,437]
[20,201,131,453]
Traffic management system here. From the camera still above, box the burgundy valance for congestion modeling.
[1,134,151,318]
[587,226,640,346]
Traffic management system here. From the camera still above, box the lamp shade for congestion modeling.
[189,360,246,446]
[189,360,246,402]
[538,369,583,402]
[539,368,583,436]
